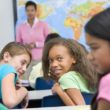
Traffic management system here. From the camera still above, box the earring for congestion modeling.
[48,68,51,76]
[48,72,51,76]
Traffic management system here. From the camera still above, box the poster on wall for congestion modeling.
[14,0,110,46]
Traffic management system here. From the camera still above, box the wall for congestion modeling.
[0,0,14,50]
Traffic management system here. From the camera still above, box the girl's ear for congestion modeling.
[71,56,76,64]
[3,52,11,62]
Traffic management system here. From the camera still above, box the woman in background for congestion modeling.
[16,1,51,79]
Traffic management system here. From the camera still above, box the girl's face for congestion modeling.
[5,53,30,77]
[48,45,76,79]
[86,33,110,74]
[26,5,36,20]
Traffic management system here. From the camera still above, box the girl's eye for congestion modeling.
[57,57,63,61]
[21,61,26,65]
[90,46,99,51]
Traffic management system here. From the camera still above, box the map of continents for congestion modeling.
[17,0,110,45]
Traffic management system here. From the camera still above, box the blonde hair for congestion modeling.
[0,42,32,63]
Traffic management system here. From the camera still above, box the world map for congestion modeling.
[17,0,110,46]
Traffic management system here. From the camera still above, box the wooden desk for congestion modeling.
[11,105,90,110]
[28,90,52,100]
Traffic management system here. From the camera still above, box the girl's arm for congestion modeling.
[66,88,85,105]
[97,100,110,110]
[52,83,75,106]
[2,73,28,108]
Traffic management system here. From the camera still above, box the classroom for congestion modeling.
[0,0,110,110]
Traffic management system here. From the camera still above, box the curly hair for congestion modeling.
[42,38,97,90]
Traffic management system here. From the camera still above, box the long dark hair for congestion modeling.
[85,8,110,110]
[85,8,110,41]
[42,37,97,90]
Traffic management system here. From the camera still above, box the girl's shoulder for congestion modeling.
[97,73,110,102]
[59,71,88,91]
[60,71,83,81]
[0,64,14,70]
[100,73,110,84]
[65,71,83,78]
[0,64,17,80]
[0,103,8,110]
[60,71,87,86]
[61,71,78,77]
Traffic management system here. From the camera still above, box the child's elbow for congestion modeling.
[3,98,17,109]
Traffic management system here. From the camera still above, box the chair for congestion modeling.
[41,94,65,107]
[82,92,94,105]
[41,92,94,107]
[35,77,54,90]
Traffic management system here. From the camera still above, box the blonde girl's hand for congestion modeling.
[30,42,36,49]
[16,80,23,89]
[21,94,29,108]
[51,83,62,94]
[25,43,36,49]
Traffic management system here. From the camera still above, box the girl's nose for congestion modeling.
[51,60,58,67]
[22,65,27,72]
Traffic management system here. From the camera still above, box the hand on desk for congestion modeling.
[16,81,29,108]
[16,80,23,89]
